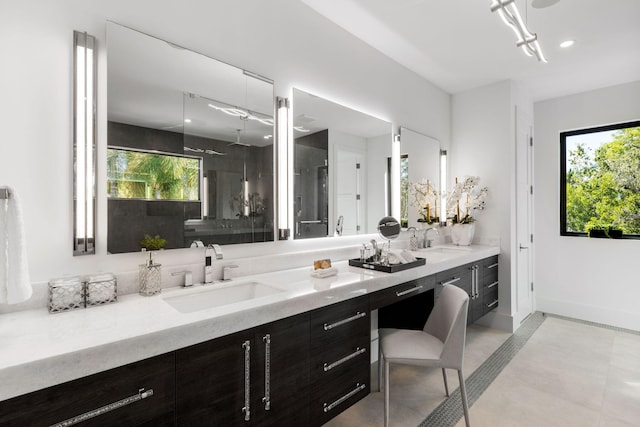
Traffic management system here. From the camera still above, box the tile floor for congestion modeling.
[324,314,640,427]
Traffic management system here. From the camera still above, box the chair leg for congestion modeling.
[442,368,449,397]
[458,370,471,427]
[384,360,390,427]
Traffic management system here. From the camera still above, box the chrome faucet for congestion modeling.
[172,270,193,287]
[424,227,439,248]
[222,264,238,281]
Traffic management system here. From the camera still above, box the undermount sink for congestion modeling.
[416,245,473,254]
[163,281,285,313]
[411,245,472,263]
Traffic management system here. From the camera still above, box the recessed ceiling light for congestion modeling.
[532,0,560,9]
[560,40,575,48]
[184,118,192,123]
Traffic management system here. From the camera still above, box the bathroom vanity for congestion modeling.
[0,245,499,426]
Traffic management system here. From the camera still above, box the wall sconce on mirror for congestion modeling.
[73,31,97,255]
[439,150,447,225]
[390,134,401,221]
[276,96,290,240]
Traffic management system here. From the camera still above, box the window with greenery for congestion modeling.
[561,120,640,238]
[107,148,200,201]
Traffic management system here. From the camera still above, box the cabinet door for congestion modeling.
[252,314,310,427]
[176,330,252,426]
[0,352,175,427]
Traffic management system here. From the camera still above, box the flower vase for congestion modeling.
[450,223,475,246]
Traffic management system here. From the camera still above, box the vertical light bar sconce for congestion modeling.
[73,31,97,255]
[439,150,447,224]
[390,134,401,220]
[276,97,290,240]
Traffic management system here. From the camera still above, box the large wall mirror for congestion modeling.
[292,89,392,239]
[107,23,275,254]
[399,127,441,228]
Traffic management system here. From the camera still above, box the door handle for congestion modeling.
[519,245,529,250]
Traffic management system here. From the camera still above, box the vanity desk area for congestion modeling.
[0,244,499,426]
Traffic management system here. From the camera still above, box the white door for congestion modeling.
[335,147,363,236]
[515,106,535,323]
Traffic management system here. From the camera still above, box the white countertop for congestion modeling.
[0,244,498,400]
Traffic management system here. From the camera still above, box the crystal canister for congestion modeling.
[86,273,117,306]
[48,276,84,313]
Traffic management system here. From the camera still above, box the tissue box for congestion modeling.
[48,277,84,313]
[86,273,117,306]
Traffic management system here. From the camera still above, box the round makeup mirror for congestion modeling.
[377,216,401,240]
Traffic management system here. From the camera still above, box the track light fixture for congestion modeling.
[490,0,547,63]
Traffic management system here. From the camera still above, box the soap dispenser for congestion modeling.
[139,249,162,296]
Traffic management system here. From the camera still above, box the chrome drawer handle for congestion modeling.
[487,281,499,289]
[487,263,499,269]
[50,388,154,426]
[440,277,461,286]
[263,334,271,411]
[242,340,251,421]
[323,312,366,331]
[487,299,499,308]
[396,285,423,297]
[323,347,367,372]
[323,383,366,413]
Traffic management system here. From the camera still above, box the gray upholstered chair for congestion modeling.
[379,284,471,427]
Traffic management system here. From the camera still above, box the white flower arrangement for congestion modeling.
[446,176,488,224]
[409,179,439,224]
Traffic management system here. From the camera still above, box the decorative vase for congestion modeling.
[450,223,475,246]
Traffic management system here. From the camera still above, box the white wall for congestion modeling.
[534,80,640,331]
[0,0,450,296]
[452,80,529,330]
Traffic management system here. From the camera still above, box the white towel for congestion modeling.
[0,187,32,304]
[387,250,408,265]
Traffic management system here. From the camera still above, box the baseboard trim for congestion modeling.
[474,310,517,332]
[537,297,640,332]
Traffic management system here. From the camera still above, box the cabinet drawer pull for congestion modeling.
[50,388,154,427]
[440,277,461,287]
[263,334,271,411]
[242,340,251,421]
[487,281,499,289]
[323,347,367,372]
[396,285,423,297]
[323,312,366,331]
[487,262,499,269]
[323,383,366,413]
[487,299,499,308]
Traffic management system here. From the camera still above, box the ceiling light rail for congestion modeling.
[490,0,547,62]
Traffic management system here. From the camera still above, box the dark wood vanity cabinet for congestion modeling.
[0,352,175,427]
[175,313,310,427]
[308,296,370,426]
[479,256,500,317]
[435,255,499,324]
